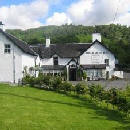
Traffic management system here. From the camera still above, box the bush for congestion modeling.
[51,76,62,91]
[89,84,99,98]
[60,81,72,93]
[82,71,87,80]
[108,88,118,108]
[88,84,104,101]
[43,75,51,86]
[95,85,104,101]
[75,83,87,95]
[22,75,36,87]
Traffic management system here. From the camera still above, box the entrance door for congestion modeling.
[106,71,109,80]
[69,68,76,81]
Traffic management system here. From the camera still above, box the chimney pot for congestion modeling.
[46,37,50,47]
[0,21,5,31]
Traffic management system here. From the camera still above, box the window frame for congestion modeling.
[4,44,11,54]
[105,59,109,66]
[53,56,58,65]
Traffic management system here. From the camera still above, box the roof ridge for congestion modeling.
[0,29,37,56]
[5,32,28,45]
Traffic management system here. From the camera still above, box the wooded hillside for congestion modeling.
[6,24,130,67]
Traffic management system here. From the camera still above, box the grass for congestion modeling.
[0,84,129,130]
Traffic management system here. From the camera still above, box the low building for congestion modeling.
[0,22,37,83]
[31,33,123,81]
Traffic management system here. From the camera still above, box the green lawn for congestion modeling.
[0,84,129,130]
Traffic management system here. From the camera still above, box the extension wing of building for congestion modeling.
[0,22,37,83]
[31,33,123,81]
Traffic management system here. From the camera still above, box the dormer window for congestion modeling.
[4,44,11,54]
[53,56,58,65]
[105,59,109,66]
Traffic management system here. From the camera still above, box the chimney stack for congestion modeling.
[92,33,101,42]
[0,21,5,31]
[46,37,50,47]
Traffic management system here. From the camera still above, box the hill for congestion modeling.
[0,84,130,130]
[6,24,130,66]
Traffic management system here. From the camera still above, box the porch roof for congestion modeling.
[81,64,106,69]
[41,65,65,70]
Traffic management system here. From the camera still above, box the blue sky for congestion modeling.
[0,0,32,6]
[0,0,130,29]
[0,0,77,14]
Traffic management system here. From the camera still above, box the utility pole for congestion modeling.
[13,48,15,83]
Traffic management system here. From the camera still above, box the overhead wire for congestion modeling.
[113,0,121,24]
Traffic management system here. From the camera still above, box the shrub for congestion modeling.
[35,73,44,87]
[82,71,87,80]
[61,81,72,93]
[108,88,118,109]
[51,76,62,91]
[43,75,51,86]
[95,85,104,101]
[22,74,36,86]
[75,83,87,95]
[88,84,103,100]
[88,84,97,98]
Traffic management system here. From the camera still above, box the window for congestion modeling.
[95,52,98,54]
[53,57,58,65]
[86,52,90,54]
[4,44,11,54]
[99,52,102,54]
[92,52,94,54]
[105,59,109,66]
[103,52,106,54]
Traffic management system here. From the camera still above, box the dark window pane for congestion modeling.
[4,44,11,54]
[53,57,58,65]
[105,59,109,66]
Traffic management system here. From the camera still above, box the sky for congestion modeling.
[0,0,130,29]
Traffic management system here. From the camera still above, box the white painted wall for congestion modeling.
[41,57,71,66]
[22,54,35,70]
[0,32,36,83]
[114,71,123,78]
[41,58,53,65]
[80,42,116,78]
[0,32,22,83]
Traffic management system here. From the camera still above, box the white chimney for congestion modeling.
[0,21,5,31]
[92,33,101,42]
[46,37,50,47]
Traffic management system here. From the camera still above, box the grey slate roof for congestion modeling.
[30,39,115,59]
[0,29,37,56]
[81,64,106,69]
[30,43,91,58]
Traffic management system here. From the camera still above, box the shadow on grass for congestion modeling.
[0,91,130,130]
[66,94,130,129]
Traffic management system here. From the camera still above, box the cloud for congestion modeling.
[1,0,130,29]
[46,0,130,26]
[67,0,130,25]
[0,0,49,29]
[115,12,130,26]
[46,12,72,25]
